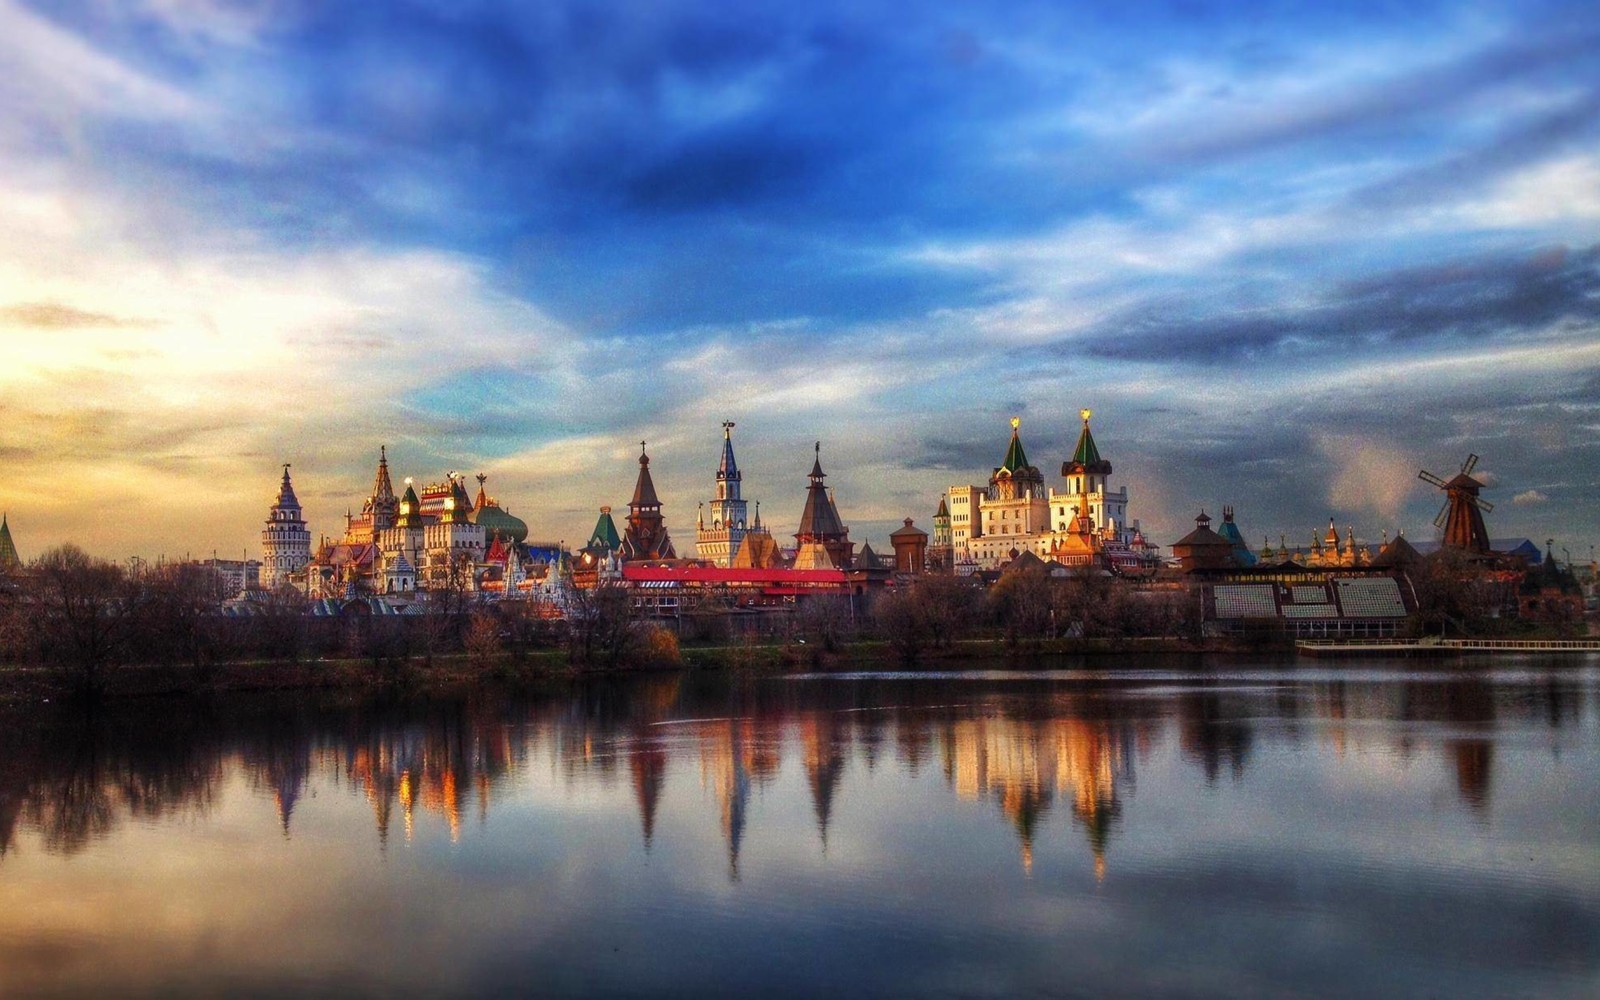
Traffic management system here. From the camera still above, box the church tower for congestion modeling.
[1055,409,1131,546]
[261,464,311,591]
[620,443,676,561]
[368,446,399,532]
[697,422,763,567]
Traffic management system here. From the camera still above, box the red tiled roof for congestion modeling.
[622,565,848,585]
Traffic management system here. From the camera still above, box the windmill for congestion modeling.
[1418,454,1494,554]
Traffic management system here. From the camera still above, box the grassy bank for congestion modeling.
[0,634,1297,705]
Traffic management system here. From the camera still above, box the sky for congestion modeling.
[1,0,1597,563]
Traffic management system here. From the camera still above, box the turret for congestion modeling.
[620,442,675,561]
[261,464,311,590]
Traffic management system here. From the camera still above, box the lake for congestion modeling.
[2,658,1597,997]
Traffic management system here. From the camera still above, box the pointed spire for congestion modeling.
[475,473,490,511]
[797,443,847,542]
[999,416,1030,474]
[718,421,741,481]
[1064,408,1112,476]
[373,446,395,502]
[631,443,663,508]
[0,513,18,571]
[275,463,301,508]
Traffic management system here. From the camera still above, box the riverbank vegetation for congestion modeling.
[1,544,1588,704]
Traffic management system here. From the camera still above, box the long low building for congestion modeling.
[1205,575,1414,638]
[620,564,874,616]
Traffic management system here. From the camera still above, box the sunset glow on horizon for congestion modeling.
[1,0,1596,562]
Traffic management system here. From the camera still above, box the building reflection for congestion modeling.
[0,670,1585,877]
[945,713,1138,877]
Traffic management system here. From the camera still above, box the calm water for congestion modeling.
[2,659,1598,997]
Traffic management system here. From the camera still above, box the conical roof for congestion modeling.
[372,446,395,502]
[1215,508,1256,567]
[999,420,1030,475]
[588,507,622,552]
[796,444,846,541]
[935,496,949,519]
[631,444,662,508]
[1063,409,1112,475]
[274,465,301,509]
[396,481,424,527]
[1371,534,1423,568]
[0,513,18,570]
[890,517,928,541]
[717,423,740,482]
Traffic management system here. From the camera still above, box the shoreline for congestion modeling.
[9,633,1593,706]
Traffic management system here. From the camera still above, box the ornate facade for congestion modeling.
[695,422,771,567]
[945,412,1153,571]
[287,449,545,599]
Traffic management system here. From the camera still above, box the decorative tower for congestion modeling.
[378,477,427,592]
[697,422,764,567]
[889,518,930,575]
[261,464,311,591]
[1056,408,1132,546]
[423,473,486,590]
[990,417,1046,501]
[929,497,953,571]
[620,443,676,561]
[369,446,399,531]
[793,443,854,570]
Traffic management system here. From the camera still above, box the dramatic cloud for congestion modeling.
[0,0,1597,558]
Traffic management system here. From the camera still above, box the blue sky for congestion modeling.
[0,0,1597,560]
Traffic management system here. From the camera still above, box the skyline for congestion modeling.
[2,0,1597,559]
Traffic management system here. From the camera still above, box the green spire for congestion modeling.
[0,513,16,570]
[589,506,623,551]
[999,417,1029,473]
[1063,408,1112,475]
[1071,414,1101,467]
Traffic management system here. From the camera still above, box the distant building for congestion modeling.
[695,422,771,567]
[619,443,676,562]
[889,519,929,575]
[941,411,1154,572]
[929,498,952,571]
[261,465,311,591]
[793,443,854,570]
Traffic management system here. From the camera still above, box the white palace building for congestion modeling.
[932,410,1158,572]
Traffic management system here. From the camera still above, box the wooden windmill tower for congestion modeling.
[1418,454,1494,554]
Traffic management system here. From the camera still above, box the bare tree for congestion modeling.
[25,545,143,696]
[565,580,637,667]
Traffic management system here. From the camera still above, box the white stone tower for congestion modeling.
[696,421,754,567]
[261,464,311,591]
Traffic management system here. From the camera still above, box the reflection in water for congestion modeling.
[1,672,1580,876]
[1,667,1598,997]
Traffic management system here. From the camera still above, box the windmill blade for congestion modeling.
[1433,502,1450,528]
[1461,454,1479,475]
[1418,470,1448,488]
[1471,497,1494,513]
